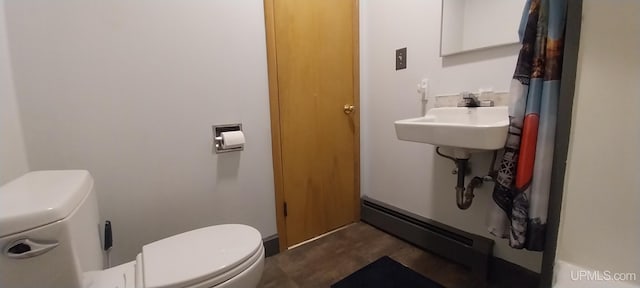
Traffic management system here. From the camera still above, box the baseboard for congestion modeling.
[263,234,280,258]
[360,196,493,281]
[361,196,540,286]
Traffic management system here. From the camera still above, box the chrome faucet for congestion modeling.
[457,92,494,107]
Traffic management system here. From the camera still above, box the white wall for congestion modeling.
[554,0,640,287]
[0,0,28,185]
[4,0,275,265]
[361,0,543,272]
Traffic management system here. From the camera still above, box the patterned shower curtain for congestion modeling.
[488,0,567,251]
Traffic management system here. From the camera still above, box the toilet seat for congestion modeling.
[141,224,263,288]
[137,242,263,288]
[85,224,264,288]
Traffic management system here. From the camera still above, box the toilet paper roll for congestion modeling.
[220,131,245,149]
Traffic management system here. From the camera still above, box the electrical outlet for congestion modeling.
[396,48,407,70]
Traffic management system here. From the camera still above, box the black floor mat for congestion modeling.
[331,256,445,288]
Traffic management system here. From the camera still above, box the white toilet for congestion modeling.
[0,170,265,288]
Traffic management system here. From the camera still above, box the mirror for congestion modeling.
[440,0,526,56]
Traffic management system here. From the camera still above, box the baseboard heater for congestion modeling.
[360,196,494,281]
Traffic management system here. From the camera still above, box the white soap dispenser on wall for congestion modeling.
[417,77,432,115]
[417,78,429,102]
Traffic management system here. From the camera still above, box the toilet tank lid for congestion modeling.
[142,224,262,288]
[0,170,94,238]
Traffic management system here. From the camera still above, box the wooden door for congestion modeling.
[265,0,359,248]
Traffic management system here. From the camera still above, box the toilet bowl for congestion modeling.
[0,170,264,288]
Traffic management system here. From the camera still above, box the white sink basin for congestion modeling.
[394,106,509,157]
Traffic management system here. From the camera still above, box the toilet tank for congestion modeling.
[0,170,104,288]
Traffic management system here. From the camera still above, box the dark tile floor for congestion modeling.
[258,222,481,288]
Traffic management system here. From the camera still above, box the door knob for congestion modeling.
[343,104,355,114]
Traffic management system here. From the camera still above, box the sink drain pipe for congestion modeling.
[454,159,474,210]
[436,147,496,210]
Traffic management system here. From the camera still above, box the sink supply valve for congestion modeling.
[213,124,245,153]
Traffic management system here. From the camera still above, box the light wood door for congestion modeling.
[267,0,359,247]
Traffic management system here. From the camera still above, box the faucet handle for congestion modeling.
[461,91,478,100]
[458,91,481,107]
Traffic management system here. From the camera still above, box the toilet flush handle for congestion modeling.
[5,238,59,259]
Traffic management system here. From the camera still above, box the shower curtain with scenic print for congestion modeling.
[488,0,567,251]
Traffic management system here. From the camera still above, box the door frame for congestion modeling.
[539,0,583,286]
[263,0,360,251]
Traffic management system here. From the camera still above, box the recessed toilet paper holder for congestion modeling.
[213,123,244,154]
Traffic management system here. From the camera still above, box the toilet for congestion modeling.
[0,170,264,288]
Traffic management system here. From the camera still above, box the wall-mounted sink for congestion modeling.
[394,106,509,158]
